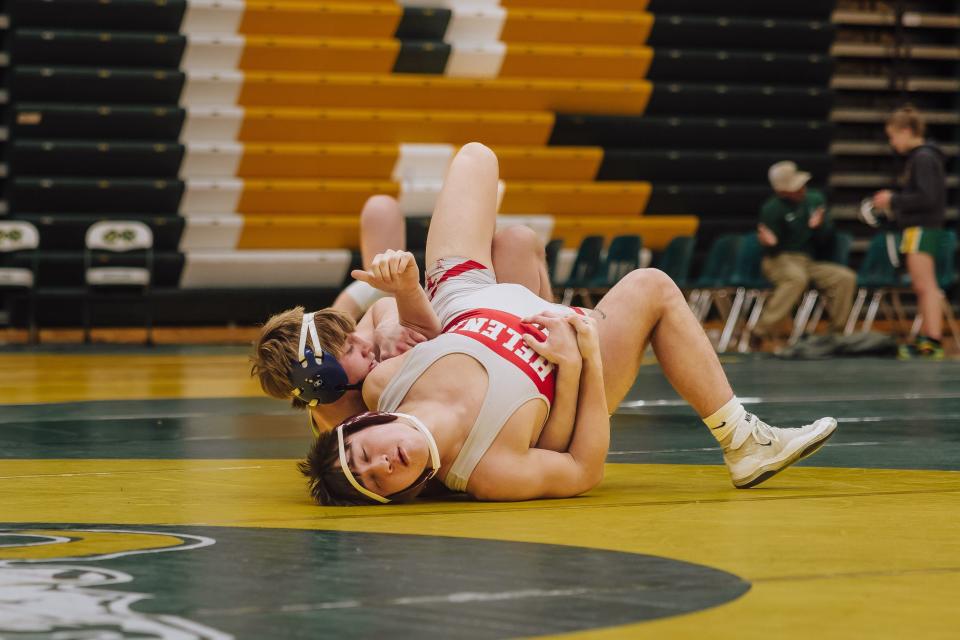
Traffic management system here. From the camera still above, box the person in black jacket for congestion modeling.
[872,107,949,359]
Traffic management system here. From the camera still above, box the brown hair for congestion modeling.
[298,412,399,506]
[886,105,926,137]
[250,306,356,410]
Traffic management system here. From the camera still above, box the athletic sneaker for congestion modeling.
[722,413,837,489]
[898,337,945,361]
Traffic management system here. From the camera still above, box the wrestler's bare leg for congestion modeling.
[426,143,499,269]
[593,268,733,416]
[493,225,555,302]
[333,195,406,318]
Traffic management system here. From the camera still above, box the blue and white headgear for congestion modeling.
[289,312,362,406]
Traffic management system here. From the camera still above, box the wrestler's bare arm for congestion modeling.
[523,313,583,453]
[536,358,581,452]
[353,250,441,340]
[470,354,608,501]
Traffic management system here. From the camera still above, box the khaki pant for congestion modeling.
[757,252,856,336]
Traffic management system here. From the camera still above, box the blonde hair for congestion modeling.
[886,105,926,138]
[250,306,356,410]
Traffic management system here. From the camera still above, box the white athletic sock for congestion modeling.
[702,396,746,446]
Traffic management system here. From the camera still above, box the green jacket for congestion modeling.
[759,189,834,257]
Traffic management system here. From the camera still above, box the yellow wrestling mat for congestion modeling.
[1,350,958,638]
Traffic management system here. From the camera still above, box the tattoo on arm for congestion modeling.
[590,308,607,320]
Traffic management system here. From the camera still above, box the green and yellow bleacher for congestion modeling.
[5,0,837,325]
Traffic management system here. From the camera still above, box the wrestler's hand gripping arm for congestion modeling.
[521,312,583,453]
[470,315,610,501]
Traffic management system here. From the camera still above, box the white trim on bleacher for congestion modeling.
[397,178,506,216]
[444,5,507,45]
[397,179,444,216]
[180,179,244,214]
[181,143,244,178]
[180,71,245,107]
[179,214,244,251]
[446,42,506,78]
[182,35,246,71]
[182,0,245,35]
[392,144,455,182]
[181,107,245,142]
[180,250,352,288]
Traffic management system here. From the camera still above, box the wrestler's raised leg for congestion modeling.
[593,268,731,416]
[426,143,499,271]
[594,267,836,489]
[492,225,554,302]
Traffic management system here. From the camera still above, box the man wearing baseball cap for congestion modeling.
[754,161,856,345]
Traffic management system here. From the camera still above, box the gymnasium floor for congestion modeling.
[1,347,957,639]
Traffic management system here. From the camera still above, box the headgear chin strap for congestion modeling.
[289,312,362,406]
[336,412,442,505]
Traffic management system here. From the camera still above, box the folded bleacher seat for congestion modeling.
[549,115,834,149]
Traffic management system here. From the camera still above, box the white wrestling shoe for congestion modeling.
[722,414,837,489]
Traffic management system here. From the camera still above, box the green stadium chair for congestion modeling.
[560,235,604,306]
[18,214,184,252]
[585,234,643,305]
[845,233,904,336]
[656,235,695,289]
[83,220,155,345]
[688,233,741,325]
[544,238,564,288]
[718,233,772,352]
[0,221,41,342]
